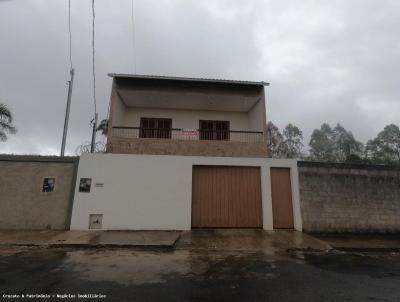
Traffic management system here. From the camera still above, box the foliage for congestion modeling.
[266,121,285,158]
[282,123,304,159]
[308,123,363,162]
[366,124,400,164]
[96,119,108,136]
[0,104,16,142]
[266,122,304,159]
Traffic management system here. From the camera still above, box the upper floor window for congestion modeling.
[140,118,172,139]
[199,120,230,141]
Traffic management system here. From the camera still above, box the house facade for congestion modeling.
[106,74,268,157]
[70,75,302,231]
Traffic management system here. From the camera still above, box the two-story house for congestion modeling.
[106,74,268,157]
[70,75,302,231]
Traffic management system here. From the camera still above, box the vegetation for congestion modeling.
[0,104,16,141]
[266,122,304,159]
[96,119,108,136]
[267,121,400,166]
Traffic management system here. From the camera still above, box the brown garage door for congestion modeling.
[192,166,262,228]
[270,168,294,229]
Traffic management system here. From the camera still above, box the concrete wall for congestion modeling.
[70,154,301,231]
[0,156,78,230]
[299,161,400,233]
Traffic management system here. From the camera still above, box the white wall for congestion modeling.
[70,154,302,231]
[111,91,126,126]
[248,100,265,132]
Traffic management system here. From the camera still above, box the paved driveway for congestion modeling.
[1,230,400,301]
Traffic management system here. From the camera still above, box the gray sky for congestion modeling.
[0,0,399,155]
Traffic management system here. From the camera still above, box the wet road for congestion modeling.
[1,246,400,301]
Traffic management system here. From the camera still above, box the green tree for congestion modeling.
[266,121,285,158]
[366,124,400,164]
[96,119,108,136]
[0,104,16,141]
[308,123,363,162]
[267,122,304,159]
[282,123,304,159]
[308,123,337,161]
[332,123,364,161]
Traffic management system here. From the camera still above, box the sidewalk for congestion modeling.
[0,230,182,248]
[176,229,332,251]
[314,234,400,252]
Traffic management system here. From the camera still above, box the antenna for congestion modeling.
[90,0,98,153]
[131,0,137,73]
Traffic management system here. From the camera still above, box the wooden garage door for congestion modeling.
[270,168,294,229]
[191,166,262,228]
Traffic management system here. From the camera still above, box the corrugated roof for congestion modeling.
[108,73,269,86]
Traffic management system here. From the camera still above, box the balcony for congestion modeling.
[112,127,264,143]
[107,127,267,157]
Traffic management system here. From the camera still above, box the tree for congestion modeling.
[366,124,400,164]
[332,123,364,161]
[308,123,363,162]
[308,123,337,161]
[282,124,304,159]
[96,119,108,136]
[267,121,304,159]
[0,104,16,141]
[266,121,285,158]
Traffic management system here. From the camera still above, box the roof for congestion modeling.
[108,73,269,87]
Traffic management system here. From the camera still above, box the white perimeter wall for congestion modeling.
[70,154,302,231]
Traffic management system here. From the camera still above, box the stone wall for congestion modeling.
[0,155,78,230]
[298,161,400,233]
[107,137,268,158]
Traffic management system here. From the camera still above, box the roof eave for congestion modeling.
[108,73,269,86]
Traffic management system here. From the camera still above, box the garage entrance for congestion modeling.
[270,168,294,229]
[191,166,262,228]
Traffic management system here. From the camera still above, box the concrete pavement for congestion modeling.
[177,229,331,251]
[0,229,331,250]
[1,238,399,301]
[1,229,400,252]
[0,230,182,248]
[314,233,400,251]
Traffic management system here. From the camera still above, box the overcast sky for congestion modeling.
[0,0,399,155]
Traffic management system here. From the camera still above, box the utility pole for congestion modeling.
[90,112,98,153]
[60,68,75,156]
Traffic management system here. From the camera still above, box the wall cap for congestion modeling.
[298,160,400,171]
[0,154,79,163]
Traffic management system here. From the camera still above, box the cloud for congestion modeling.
[0,0,399,154]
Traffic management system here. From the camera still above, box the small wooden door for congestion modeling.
[191,166,262,228]
[270,168,294,229]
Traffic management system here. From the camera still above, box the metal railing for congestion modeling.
[112,127,264,143]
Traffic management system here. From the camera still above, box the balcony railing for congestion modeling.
[112,127,264,143]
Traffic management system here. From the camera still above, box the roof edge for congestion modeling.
[108,73,269,86]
